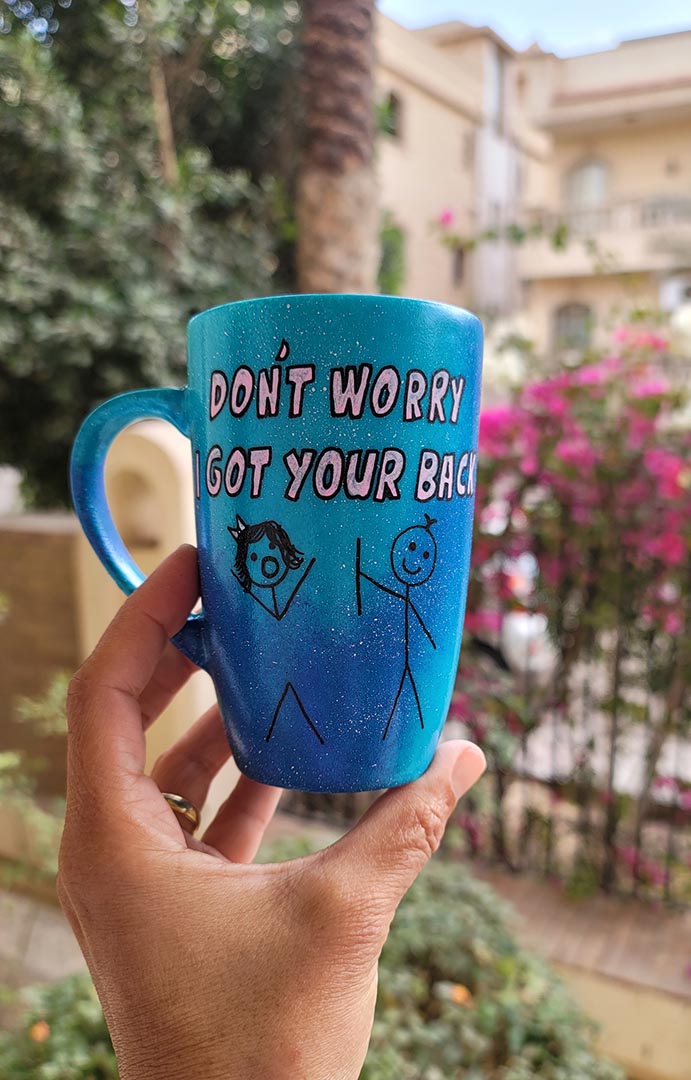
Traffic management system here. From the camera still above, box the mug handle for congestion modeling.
[70,387,208,671]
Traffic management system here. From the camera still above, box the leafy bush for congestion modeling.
[0,856,621,1079]
[0,2,297,506]
[364,859,622,1079]
[0,673,69,889]
[0,975,117,1080]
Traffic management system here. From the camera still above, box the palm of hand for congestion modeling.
[58,547,484,1080]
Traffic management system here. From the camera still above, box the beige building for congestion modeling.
[376,17,691,355]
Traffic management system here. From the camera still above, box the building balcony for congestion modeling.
[518,195,691,281]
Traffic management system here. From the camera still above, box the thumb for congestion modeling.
[325,740,485,916]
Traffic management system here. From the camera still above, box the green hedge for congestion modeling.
[0,855,621,1079]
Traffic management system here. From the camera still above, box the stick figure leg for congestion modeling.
[290,683,325,745]
[383,666,408,742]
[266,682,325,745]
[265,683,290,742]
[409,668,425,730]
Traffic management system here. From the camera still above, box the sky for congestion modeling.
[378,0,691,56]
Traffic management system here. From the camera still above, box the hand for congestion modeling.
[58,546,486,1080]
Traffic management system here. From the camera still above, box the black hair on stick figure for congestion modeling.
[229,516,315,620]
[356,514,438,740]
[228,516,322,743]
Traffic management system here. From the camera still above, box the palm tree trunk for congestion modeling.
[296,0,378,294]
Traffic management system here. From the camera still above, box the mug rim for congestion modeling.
[188,293,483,333]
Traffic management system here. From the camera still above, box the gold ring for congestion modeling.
[162,792,201,833]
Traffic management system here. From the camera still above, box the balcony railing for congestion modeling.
[530,195,691,236]
[519,195,691,279]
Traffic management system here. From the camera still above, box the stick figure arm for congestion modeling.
[359,570,405,602]
[277,557,316,620]
[409,598,436,649]
[232,571,277,619]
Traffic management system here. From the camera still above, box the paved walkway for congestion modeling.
[474,865,691,1001]
[0,888,85,990]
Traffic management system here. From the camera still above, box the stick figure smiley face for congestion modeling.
[390,514,438,587]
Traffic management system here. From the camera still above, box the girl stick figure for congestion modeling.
[229,516,315,621]
[356,515,437,740]
[229,517,323,744]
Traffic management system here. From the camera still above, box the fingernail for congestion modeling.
[451,744,486,799]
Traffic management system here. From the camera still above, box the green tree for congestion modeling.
[0,0,300,506]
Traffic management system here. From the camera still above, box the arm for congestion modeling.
[277,557,316,620]
[360,570,405,601]
[356,537,404,611]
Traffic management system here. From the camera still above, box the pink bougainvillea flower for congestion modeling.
[663,610,683,635]
[625,409,656,451]
[644,532,686,566]
[464,609,502,635]
[479,405,521,454]
[522,375,570,417]
[633,376,669,398]
[554,437,599,470]
[438,208,455,227]
[633,330,668,351]
[679,790,691,812]
[574,357,621,386]
[643,448,686,500]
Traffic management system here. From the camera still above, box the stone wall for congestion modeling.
[0,514,80,793]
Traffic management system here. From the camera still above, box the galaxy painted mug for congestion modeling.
[70,294,483,792]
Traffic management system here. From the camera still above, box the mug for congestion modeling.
[71,294,483,792]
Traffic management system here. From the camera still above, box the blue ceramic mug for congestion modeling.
[70,294,482,792]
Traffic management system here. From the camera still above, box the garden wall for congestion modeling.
[0,514,80,792]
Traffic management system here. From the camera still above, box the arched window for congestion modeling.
[565,160,609,231]
[553,303,592,352]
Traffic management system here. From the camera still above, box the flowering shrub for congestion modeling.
[453,331,691,899]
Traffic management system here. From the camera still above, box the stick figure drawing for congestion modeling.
[228,516,323,745]
[356,516,438,740]
[229,516,315,620]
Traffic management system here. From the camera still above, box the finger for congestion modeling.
[139,642,198,730]
[201,775,283,863]
[150,703,231,815]
[66,545,200,791]
[323,740,485,914]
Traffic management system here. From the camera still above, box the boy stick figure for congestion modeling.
[356,515,437,740]
[228,516,323,744]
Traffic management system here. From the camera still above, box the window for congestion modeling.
[515,161,523,198]
[553,303,592,352]
[452,247,465,286]
[487,46,506,133]
[379,92,402,138]
[564,160,609,231]
[462,130,475,171]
